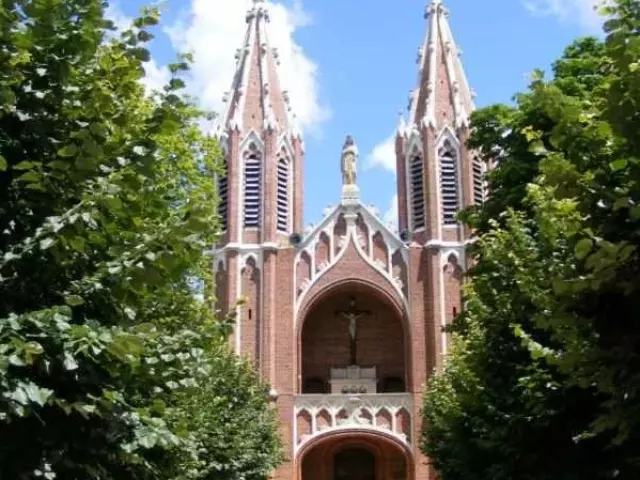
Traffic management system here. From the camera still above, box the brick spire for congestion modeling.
[220,0,300,138]
[213,0,305,249]
[213,0,306,382]
[405,0,475,131]
[394,0,484,242]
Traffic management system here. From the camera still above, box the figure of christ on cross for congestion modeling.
[334,296,373,366]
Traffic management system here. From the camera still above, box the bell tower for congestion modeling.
[213,0,304,372]
[395,0,485,363]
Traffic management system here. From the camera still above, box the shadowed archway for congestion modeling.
[298,431,411,480]
[334,447,375,480]
[297,281,411,394]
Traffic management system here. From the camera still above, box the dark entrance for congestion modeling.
[334,447,376,480]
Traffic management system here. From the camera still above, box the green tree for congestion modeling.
[0,1,281,478]
[422,1,640,478]
[169,342,283,480]
[423,207,614,480]
[521,0,640,467]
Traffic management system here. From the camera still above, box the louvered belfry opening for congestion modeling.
[409,155,425,230]
[472,156,485,206]
[439,140,459,225]
[276,158,289,232]
[217,158,229,231]
[243,146,261,228]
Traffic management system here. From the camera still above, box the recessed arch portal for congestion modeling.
[298,430,412,480]
[297,280,412,395]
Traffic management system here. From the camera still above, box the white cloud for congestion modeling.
[165,0,330,136]
[105,1,328,133]
[522,0,606,31]
[367,133,398,230]
[366,134,396,173]
[105,2,131,32]
[383,194,398,230]
[141,58,171,95]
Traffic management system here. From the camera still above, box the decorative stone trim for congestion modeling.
[293,393,413,454]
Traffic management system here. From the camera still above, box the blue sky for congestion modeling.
[108,0,603,230]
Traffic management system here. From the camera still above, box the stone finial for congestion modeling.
[397,110,407,136]
[425,0,442,17]
[246,0,268,22]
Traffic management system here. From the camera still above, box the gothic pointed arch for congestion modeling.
[406,144,426,232]
[296,239,408,331]
[437,134,461,226]
[239,128,265,152]
[276,133,296,160]
[242,143,263,229]
[405,129,423,156]
[294,205,408,319]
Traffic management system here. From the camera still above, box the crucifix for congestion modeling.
[334,296,372,366]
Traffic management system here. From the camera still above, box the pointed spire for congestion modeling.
[219,0,299,138]
[408,0,475,130]
[396,109,407,137]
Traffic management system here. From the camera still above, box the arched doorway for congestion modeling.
[298,432,410,480]
[334,448,375,480]
[298,281,410,394]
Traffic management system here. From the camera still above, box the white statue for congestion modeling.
[341,135,358,186]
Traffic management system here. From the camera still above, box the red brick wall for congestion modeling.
[240,258,261,363]
[443,255,463,327]
[217,227,463,480]
[298,243,406,329]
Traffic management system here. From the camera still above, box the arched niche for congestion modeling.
[297,281,411,395]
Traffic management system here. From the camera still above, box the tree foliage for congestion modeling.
[170,343,283,480]
[0,1,281,478]
[422,1,640,478]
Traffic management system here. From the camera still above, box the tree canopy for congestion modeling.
[0,1,281,478]
[422,0,640,478]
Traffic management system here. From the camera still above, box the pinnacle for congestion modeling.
[222,0,296,135]
[246,0,269,23]
[425,0,446,18]
[396,110,407,136]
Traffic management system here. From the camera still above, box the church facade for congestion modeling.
[212,1,485,479]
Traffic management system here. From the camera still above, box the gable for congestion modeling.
[293,201,409,319]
